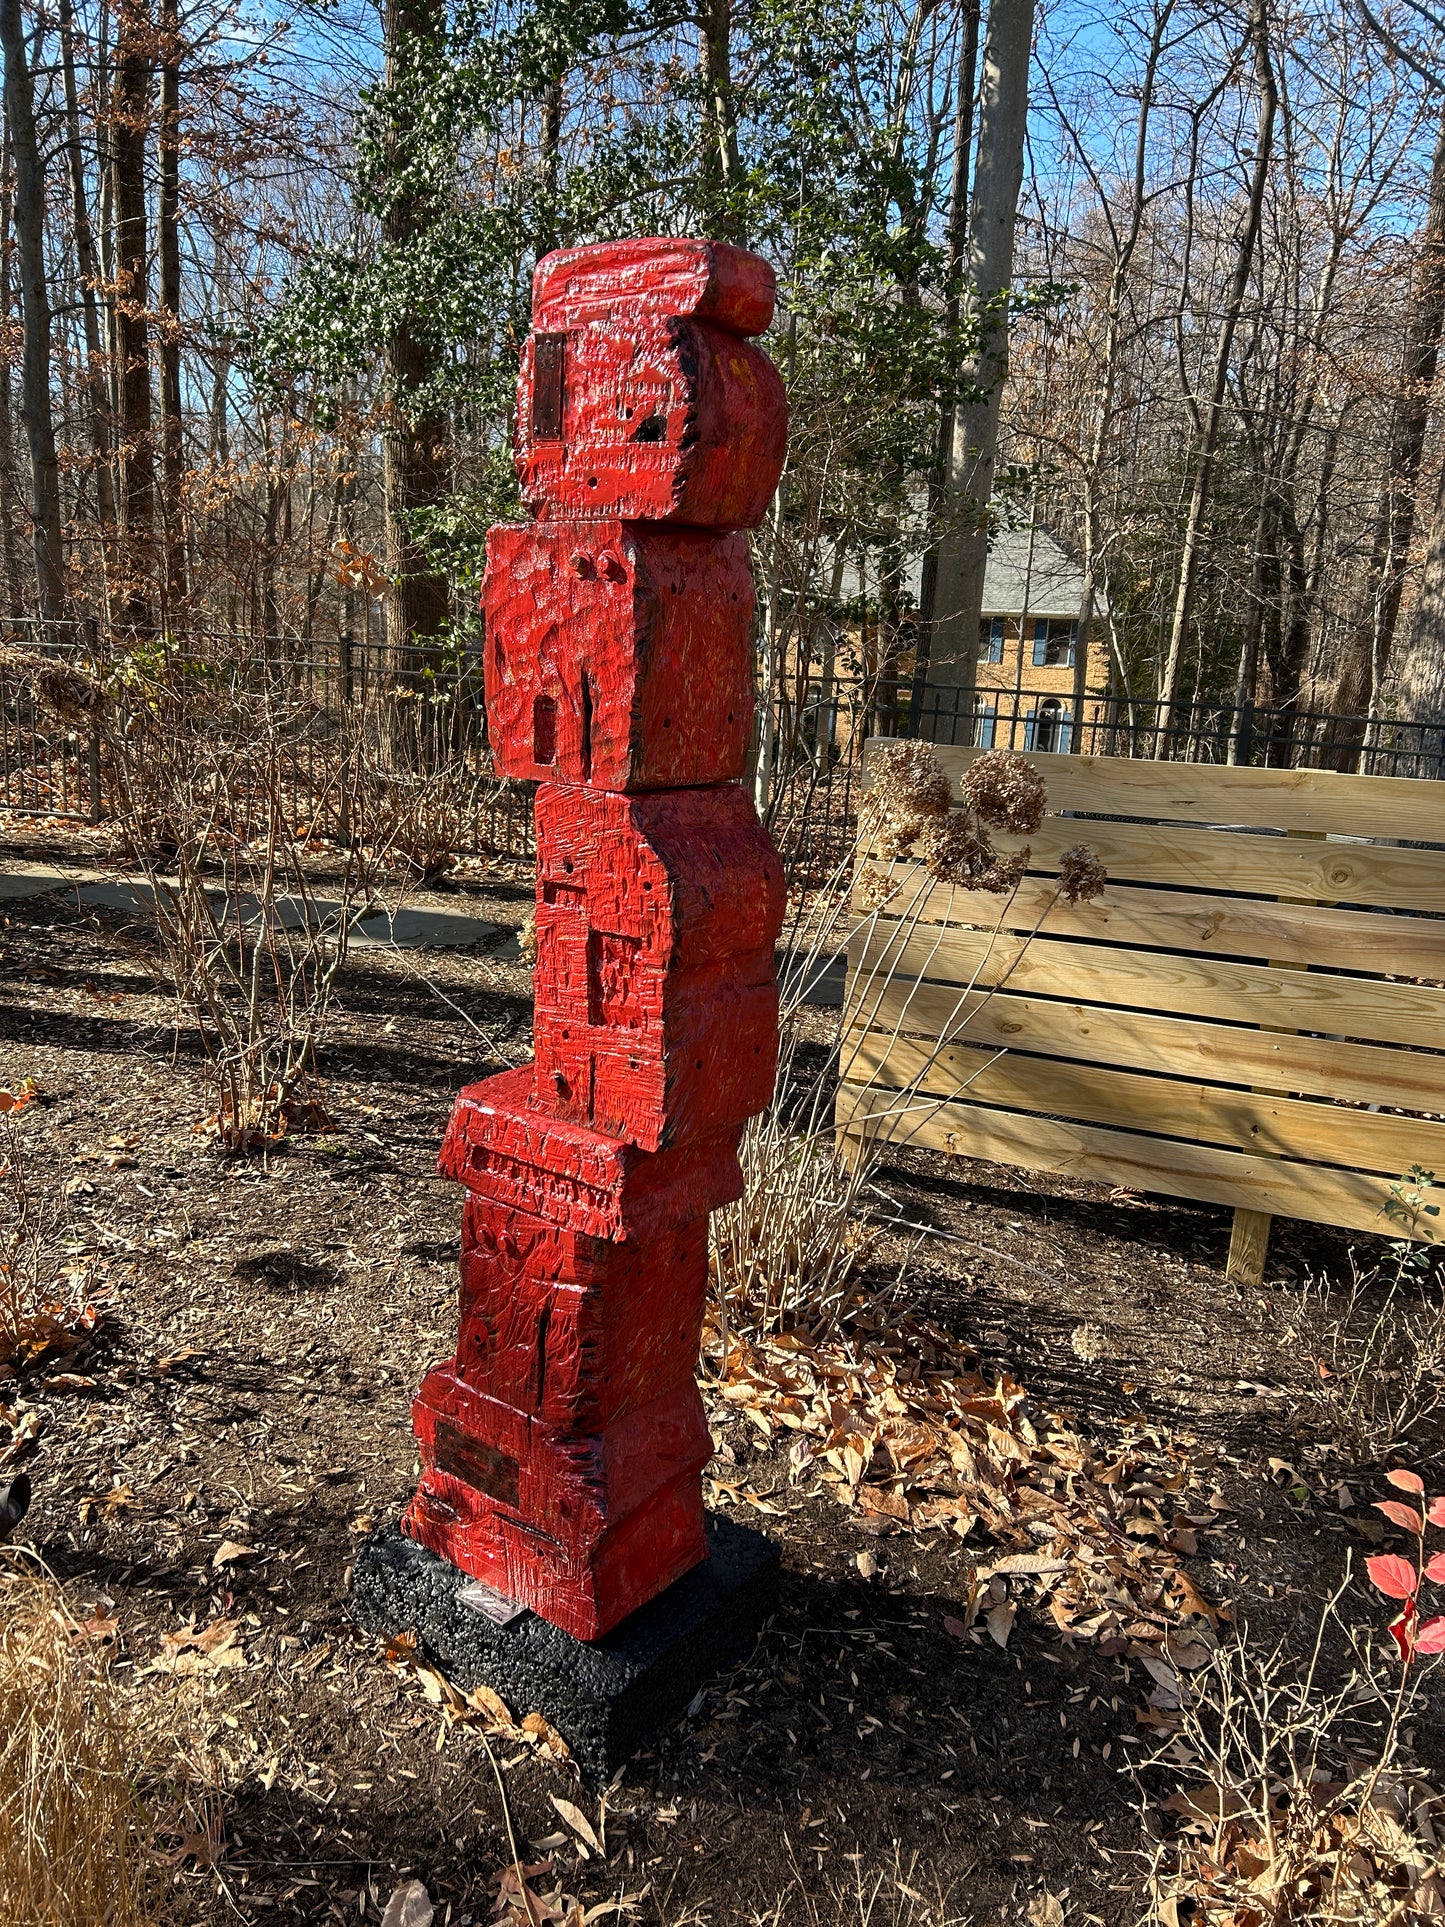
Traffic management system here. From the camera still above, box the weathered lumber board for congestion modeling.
[834,1084,1445,1238]
[852,868,1445,980]
[844,1032,1445,1176]
[919,744,1445,845]
[847,921,1445,1051]
[842,978,1445,1113]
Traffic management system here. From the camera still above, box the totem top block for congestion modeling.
[516,319,786,528]
[532,238,776,338]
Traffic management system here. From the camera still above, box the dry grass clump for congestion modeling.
[0,1552,162,1925]
[1298,1247,1445,1459]
[1,1095,98,1372]
[1146,1606,1445,1924]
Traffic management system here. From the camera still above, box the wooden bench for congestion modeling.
[836,747,1445,1282]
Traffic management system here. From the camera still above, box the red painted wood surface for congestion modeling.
[516,320,786,527]
[532,783,783,1150]
[410,237,787,1639]
[437,1065,744,1240]
[532,238,775,337]
[454,1197,709,1429]
[482,521,754,790]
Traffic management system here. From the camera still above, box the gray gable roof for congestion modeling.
[981,525,1102,621]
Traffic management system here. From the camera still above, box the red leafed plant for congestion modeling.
[1364,1467,1445,1661]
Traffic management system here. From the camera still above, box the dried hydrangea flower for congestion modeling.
[919,813,999,887]
[855,865,898,910]
[960,748,1047,835]
[862,741,954,860]
[1058,843,1107,904]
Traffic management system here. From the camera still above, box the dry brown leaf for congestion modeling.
[211,1539,257,1569]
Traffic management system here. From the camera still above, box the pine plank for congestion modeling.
[851,868,1445,979]
[842,977,1445,1111]
[846,921,1445,1051]
[897,742,1445,844]
[845,1032,1445,1176]
[833,1085,1445,1240]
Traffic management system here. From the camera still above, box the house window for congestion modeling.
[1028,698,1072,753]
[977,617,1005,663]
[1030,618,1076,668]
[974,698,996,748]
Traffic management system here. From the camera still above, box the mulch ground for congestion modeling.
[2,831,1441,1926]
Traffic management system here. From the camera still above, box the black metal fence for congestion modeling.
[904,684,1445,779]
[3,624,1441,876]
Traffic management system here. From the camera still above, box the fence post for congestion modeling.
[339,629,354,705]
[1233,700,1254,768]
[82,616,102,823]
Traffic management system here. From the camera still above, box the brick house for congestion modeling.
[972,525,1109,751]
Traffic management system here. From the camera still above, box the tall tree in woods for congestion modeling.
[157,0,186,614]
[58,0,116,610]
[1330,97,1445,758]
[908,0,980,722]
[112,0,156,630]
[378,0,453,658]
[1155,0,1276,747]
[929,0,1034,693]
[0,0,66,624]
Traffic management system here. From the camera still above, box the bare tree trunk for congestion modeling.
[111,0,156,632]
[909,0,980,730]
[1394,448,1445,772]
[1067,0,1173,748]
[59,0,117,621]
[698,0,742,242]
[157,0,186,616]
[928,0,1034,696]
[1331,100,1445,751]
[0,0,66,625]
[0,115,26,616]
[1155,0,1276,749]
[381,0,451,676]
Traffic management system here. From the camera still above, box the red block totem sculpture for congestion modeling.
[402,239,787,1642]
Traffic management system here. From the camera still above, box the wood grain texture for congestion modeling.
[845,1031,1445,1175]
[1227,1209,1272,1286]
[961,816,1445,913]
[484,521,755,789]
[847,920,1445,1050]
[843,977,1445,1111]
[910,742,1445,844]
[516,318,787,528]
[834,1084,1445,1237]
[531,782,784,1151]
[854,868,1445,979]
[532,237,776,337]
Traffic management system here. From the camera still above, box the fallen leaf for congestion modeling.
[212,1539,257,1569]
[380,1879,434,1927]
[1026,1895,1064,1927]
[551,1794,602,1856]
[856,1550,879,1579]
[157,1618,246,1674]
[986,1599,1016,1649]
[78,1483,138,1525]
[942,1614,971,1639]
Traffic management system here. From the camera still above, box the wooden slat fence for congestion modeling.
[837,746,1445,1280]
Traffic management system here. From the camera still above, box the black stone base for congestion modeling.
[350,1515,779,1782]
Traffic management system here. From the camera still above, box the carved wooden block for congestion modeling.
[531,782,784,1151]
[437,1064,744,1240]
[515,319,786,528]
[454,1195,709,1430]
[415,235,788,1640]
[405,1362,711,1641]
[533,238,775,337]
[482,521,754,789]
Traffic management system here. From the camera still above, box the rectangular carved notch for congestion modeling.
[434,1420,521,1509]
[532,332,566,442]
